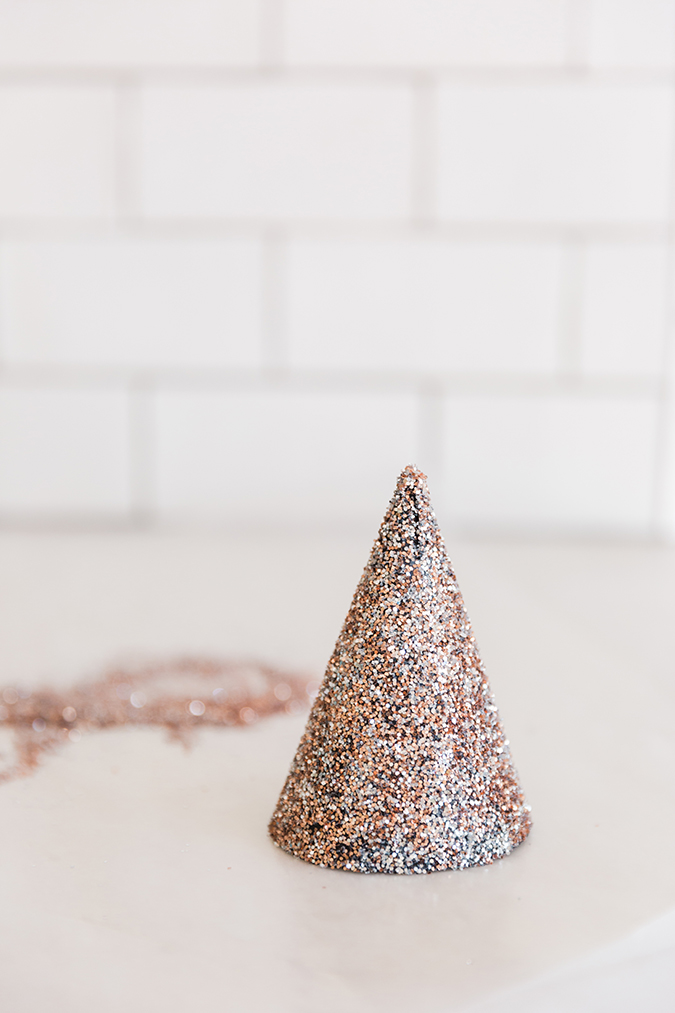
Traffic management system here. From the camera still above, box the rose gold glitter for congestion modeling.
[0,657,310,785]
[269,465,532,874]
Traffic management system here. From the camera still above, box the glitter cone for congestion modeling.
[269,465,531,874]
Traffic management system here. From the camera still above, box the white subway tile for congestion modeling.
[588,0,675,68]
[154,389,418,522]
[442,394,657,534]
[0,0,259,67]
[0,387,130,516]
[286,0,567,66]
[438,85,673,223]
[580,244,668,377]
[140,83,412,220]
[1,239,262,369]
[0,86,115,218]
[288,239,562,374]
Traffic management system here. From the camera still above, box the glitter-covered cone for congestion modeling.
[269,465,531,874]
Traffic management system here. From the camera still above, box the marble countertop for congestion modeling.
[0,530,674,1012]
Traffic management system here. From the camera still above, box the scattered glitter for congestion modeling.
[0,658,311,785]
[189,700,206,716]
[273,683,292,701]
[269,465,531,875]
[68,729,81,743]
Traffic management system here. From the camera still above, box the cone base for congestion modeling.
[269,816,531,875]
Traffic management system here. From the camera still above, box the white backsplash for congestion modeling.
[0,0,674,537]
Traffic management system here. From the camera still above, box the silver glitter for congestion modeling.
[269,465,531,874]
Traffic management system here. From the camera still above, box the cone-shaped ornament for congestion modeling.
[269,466,531,874]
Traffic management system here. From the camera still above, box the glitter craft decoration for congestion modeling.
[269,465,531,874]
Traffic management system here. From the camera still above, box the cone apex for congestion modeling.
[398,462,426,481]
[394,462,429,500]
[269,468,531,874]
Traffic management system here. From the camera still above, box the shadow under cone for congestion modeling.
[269,465,531,874]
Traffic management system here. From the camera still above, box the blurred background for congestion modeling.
[0,0,674,538]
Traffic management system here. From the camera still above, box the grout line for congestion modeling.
[0,367,147,390]
[259,0,285,69]
[0,514,147,533]
[0,65,672,86]
[261,228,289,370]
[557,239,586,379]
[0,363,660,398]
[0,218,670,244]
[127,381,156,525]
[410,75,438,224]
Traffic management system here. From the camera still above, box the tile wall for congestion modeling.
[0,0,674,536]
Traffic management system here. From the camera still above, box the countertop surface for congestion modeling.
[0,530,674,1012]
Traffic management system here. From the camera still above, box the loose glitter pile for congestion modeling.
[0,658,312,784]
[269,465,531,874]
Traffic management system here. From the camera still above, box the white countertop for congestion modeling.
[0,531,674,1011]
